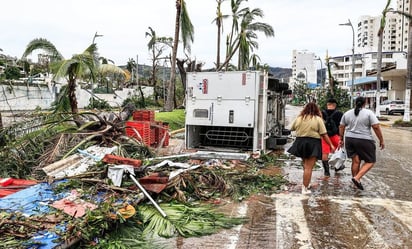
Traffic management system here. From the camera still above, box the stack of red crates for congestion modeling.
[125,120,151,146]
[153,121,169,147]
[132,110,155,122]
[125,110,169,147]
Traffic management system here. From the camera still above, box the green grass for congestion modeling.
[155,109,185,131]
[393,119,412,127]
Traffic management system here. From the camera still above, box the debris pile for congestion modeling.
[0,110,288,248]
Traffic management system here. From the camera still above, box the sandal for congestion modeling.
[351,178,364,190]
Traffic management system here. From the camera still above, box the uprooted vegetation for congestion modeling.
[0,109,288,248]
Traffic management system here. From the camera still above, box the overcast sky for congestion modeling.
[0,0,392,69]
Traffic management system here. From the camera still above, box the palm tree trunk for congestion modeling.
[217,23,221,68]
[151,49,159,105]
[375,29,383,118]
[217,40,240,71]
[165,0,181,112]
[68,76,78,113]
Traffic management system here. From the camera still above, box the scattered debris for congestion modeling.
[0,110,289,248]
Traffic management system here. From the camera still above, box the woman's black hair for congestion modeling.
[354,96,366,116]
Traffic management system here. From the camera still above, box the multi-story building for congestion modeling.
[396,0,410,52]
[288,1,411,108]
[356,13,398,52]
[291,50,318,88]
[329,1,410,92]
[328,51,407,106]
[357,15,380,50]
[329,51,406,85]
[328,53,363,88]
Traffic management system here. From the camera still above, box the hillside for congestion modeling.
[268,67,292,82]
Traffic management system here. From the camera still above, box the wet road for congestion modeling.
[274,105,412,248]
[169,105,412,249]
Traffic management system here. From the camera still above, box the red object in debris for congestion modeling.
[137,173,169,193]
[0,178,38,198]
[125,121,151,145]
[132,110,155,122]
[150,126,156,146]
[161,122,169,147]
[152,121,169,147]
[102,154,142,167]
[0,178,13,187]
[51,195,97,218]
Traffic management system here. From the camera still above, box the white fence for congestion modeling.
[0,81,153,111]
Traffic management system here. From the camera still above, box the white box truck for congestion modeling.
[185,71,290,152]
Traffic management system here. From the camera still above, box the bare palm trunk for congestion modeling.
[216,22,221,68]
[68,76,78,113]
[151,49,159,105]
[375,30,383,118]
[165,0,181,112]
[217,40,240,71]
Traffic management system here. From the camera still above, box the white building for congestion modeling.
[291,50,318,88]
[357,1,411,53]
[396,0,411,52]
[328,51,407,87]
[356,13,398,53]
[329,0,410,90]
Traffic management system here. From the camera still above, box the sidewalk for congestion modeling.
[379,114,407,127]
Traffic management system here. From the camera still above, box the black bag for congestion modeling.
[324,111,338,136]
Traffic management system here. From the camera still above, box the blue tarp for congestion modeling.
[0,182,68,249]
[0,182,66,215]
[307,82,319,89]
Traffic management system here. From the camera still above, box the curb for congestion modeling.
[380,123,391,128]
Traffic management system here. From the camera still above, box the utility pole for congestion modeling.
[403,0,412,122]
[339,19,355,108]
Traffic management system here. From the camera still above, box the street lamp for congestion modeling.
[315,56,323,87]
[339,19,355,108]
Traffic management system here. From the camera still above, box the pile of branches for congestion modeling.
[0,104,152,179]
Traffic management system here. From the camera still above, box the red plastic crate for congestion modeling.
[162,123,169,147]
[150,126,156,146]
[125,121,151,145]
[156,122,169,147]
[151,121,162,146]
[132,110,155,122]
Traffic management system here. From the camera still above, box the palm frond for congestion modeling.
[180,0,195,52]
[138,202,245,238]
[99,64,127,77]
[21,38,64,61]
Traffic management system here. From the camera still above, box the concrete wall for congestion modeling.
[0,82,153,111]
